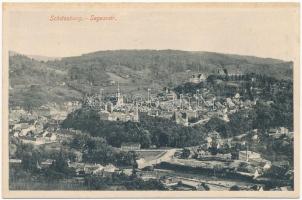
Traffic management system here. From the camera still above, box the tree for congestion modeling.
[180,148,191,159]
[228,109,256,136]
[208,140,219,155]
[21,152,39,172]
[230,185,240,191]
[205,117,228,137]
[9,144,17,158]
[139,130,152,148]
[46,151,75,179]
[254,102,275,130]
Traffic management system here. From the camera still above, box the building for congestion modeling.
[157,88,177,102]
[208,131,221,139]
[163,88,177,101]
[121,143,141,151]
[9,158,22,167]
[137,170,158,180]
[97,84,139,122]
[161,177,179,187]
[236,165,261,179]
[216,68,226,76]
[42,131,57,141]
[186,109,198,120]
[206,131,223,150]
[239,151,261,162]
[33,131,57,145]
[103,164,119,176]
[114,83,124,107]
[189,73,207,84]
[69,162,104,176]
[92,165,105,175]
[278,127,289,135]
[268,127,289,138]
[226,98,236,108]
[99,108,139,122]
[37,159,54,169]
[147,109,159,117]
[172,111,188,126]
[18,124,38,137]
[9,108,29,124]
[84,164,104,175]
[12,123,30,132]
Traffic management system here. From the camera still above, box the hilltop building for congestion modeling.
[189,73,207,84]
[99,104,139,122]
[216,68,226,76]
[97,83,139,122]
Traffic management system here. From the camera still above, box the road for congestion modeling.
[136,148,179,169]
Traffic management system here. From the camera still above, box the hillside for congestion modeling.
[51,49,293,78]
[48,50,293,94]
[9,54,82,109]
[9,50,293,109]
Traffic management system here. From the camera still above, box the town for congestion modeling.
[9,67,294,191]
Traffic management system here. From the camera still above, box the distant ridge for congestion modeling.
[82,49,289,64]
[27,54,62,62]
[9,51,61,62]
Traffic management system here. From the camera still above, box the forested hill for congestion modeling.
[48,49,293,82]
[9,50,293,109]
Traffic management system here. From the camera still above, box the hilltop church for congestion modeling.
[99,84,139,122]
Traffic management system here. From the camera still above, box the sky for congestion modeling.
[4,3,300,62]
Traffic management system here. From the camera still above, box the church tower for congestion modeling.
[116,82,124,106]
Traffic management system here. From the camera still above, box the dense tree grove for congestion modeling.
[62,111,206,148]
[43,152,76,180]
[69,133,138,166]
[204,100,293,136]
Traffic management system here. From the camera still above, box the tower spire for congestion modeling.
[117,82,120,98]
[116,82,124,106]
